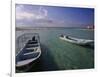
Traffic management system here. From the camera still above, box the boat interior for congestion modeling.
[16,35,40,66]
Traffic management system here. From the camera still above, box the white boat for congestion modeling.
[59,34,94,46]
[16,34,41,68]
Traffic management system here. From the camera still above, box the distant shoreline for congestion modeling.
[78,28,94,31]
[16,27,94,31]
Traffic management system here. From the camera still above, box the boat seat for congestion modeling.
[25,43,38,48]
[24,49,34,52]
[25,44,39,48]
[27,40,38,44]
[26,47,37,50]
[23,51,37,55]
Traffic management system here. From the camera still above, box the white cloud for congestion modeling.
[16,5,48,21]
[39,7,48,17]
[16,12,35,20]
[16,5,24,13]
[15,5,64,27]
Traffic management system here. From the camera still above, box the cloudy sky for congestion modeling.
[16,4,94,27]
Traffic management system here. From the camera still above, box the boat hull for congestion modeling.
[16,56,41,72]
[59,35,94,46]
[16,33,41,71]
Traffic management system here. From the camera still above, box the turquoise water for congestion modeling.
[16,28,94,72]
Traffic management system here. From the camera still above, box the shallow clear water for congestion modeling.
[16,28,94,72]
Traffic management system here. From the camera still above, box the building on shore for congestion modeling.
[87,25,94,29]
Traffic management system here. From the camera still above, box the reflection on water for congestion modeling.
[27,44,60,72]
[16,28,94,73]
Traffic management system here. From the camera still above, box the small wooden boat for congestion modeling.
[59,34,94,46]
[16,34,41,69]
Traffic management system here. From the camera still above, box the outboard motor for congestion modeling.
[32,36,36,41]
[60,34,64,37]
[66,36,69,38]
